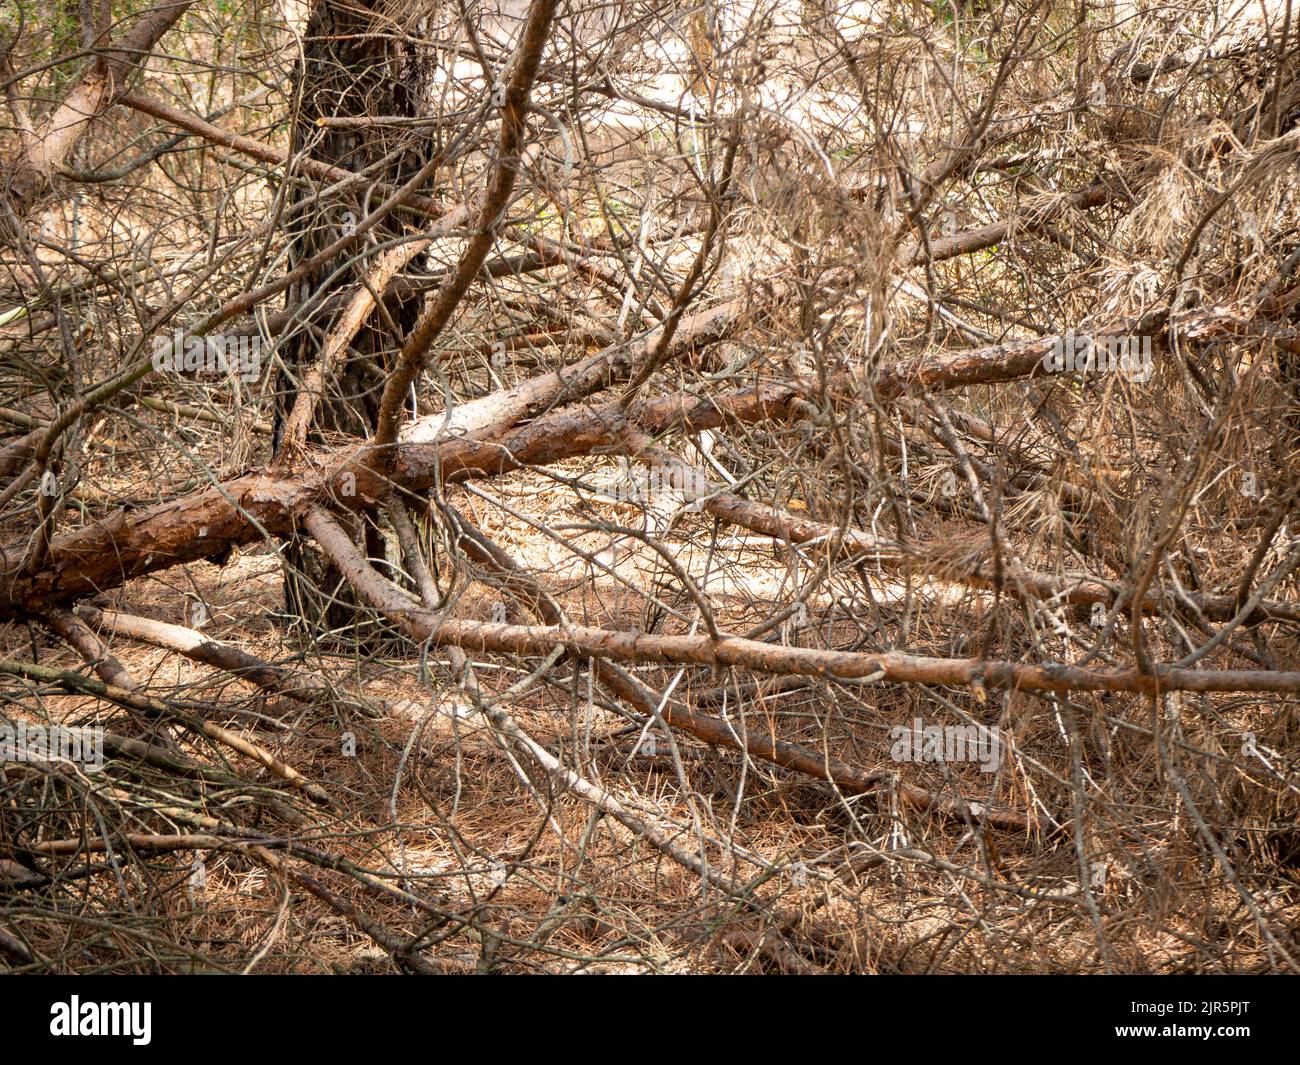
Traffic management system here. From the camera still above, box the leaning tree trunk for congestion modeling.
[273,0,432,640]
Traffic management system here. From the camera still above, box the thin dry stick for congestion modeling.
[0,659,331,805]
[73,604,330,703]
[299,511,1300,696]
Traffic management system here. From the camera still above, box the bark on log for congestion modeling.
[0,307,1288,612]
[0,382,808,610]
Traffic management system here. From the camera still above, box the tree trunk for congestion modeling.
[274,0,432,639]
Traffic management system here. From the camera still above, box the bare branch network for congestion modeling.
[0,0,1297,974]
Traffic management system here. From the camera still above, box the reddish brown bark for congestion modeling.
[0,382,807,610]
[1,307,1290,615]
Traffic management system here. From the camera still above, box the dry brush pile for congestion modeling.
[0,0,1297,973]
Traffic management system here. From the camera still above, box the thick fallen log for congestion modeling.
[1,306,1288,613]
[0,382,809,611]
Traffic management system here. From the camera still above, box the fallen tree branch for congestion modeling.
[0,659,331,804]
[907,182,1116,264]
[441,504,1035,831]
[6,3,194,215]
[3,303,1289,613]
[306,507,1300,694]
[43,607,139,691]
[72,604,331,703]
